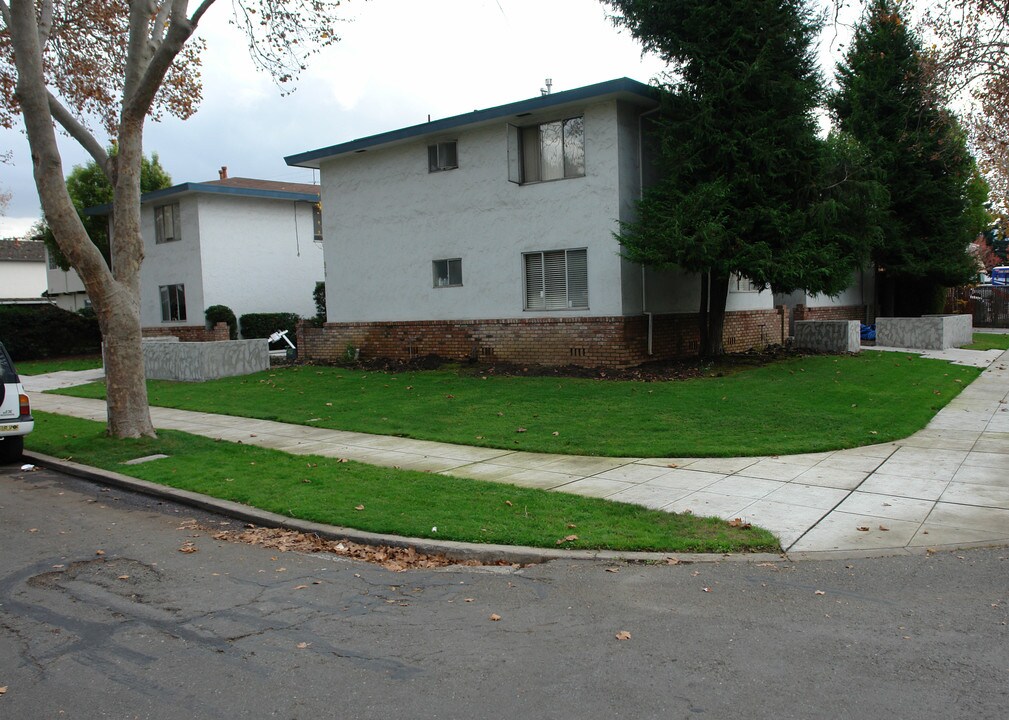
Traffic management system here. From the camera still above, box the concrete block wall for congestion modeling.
[794,320,861,353]
[876,314,973,350]
[142,339,269,381]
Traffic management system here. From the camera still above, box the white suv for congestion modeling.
[0,342,33,462]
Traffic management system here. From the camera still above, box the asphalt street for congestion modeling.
[2,461,1008,720]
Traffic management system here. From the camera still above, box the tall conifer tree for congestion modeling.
[830,0,984,315]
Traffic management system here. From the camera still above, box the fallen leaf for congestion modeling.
[552,431,560,436]
[464,598,475,603]
[296,642,311,649]
[338,458,350,463]
[702,587,711,592]
[615,631,632,641]
[667,463,678,468]
[95,549,105,556]
[355,504,365,511]
[879,525,890,532]
[605,567,620,573]
[504,500,513,507]
[856,526,870,532]
[178,542,198,553]
[814,590,826,596]
[489,614,502,621]
[294,584,308,590]
[555,534,579,545]
[516,427,527,433]
[666,557,682,565]
[566,523,577,529]
[0,686,6,695]
[117,575,130,581]
[728,518,752,529]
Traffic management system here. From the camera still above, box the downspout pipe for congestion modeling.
[638,106,661,356]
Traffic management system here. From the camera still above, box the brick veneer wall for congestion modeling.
[299,308,785,368]
[142,322,229,342]
[793,304,866,324]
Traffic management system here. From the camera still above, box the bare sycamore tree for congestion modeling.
[0,1,344,438]
[919,0,1009,218]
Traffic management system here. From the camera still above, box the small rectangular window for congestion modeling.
[523,248,587,310]
[155,203,181,243]
[433,258,462,287]
[312,203,323,241]
[159,283,187,322]
[428,141,458,172]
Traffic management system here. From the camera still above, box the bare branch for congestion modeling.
[47,90,110,175]
[38,0,54,46]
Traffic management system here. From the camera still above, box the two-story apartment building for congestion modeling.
[287,78,785,367]
[91,174,325,340]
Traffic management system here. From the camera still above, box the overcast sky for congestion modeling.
[0,0,854,237]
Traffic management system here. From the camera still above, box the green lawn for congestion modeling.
[16,355,103,375]
[55,352,981,457]
[26,412,778,553]
[963,333,1009,351]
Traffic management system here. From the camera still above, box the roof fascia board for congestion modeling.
[285,77,658,169]
[85,182,320,216]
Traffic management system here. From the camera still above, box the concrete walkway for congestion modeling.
[22,346,1009,558]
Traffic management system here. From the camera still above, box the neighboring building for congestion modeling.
[0,238,47,303]
[45,248,90,312]
[775,270,876,337]
[91,174,324,341]
[286,77,784,367]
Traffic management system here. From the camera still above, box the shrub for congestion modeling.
[0,304,101,360]
[205,305,238,340]
[239,312,300,347]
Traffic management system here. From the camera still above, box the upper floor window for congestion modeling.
[433,258,462,287]
[47,251,59,270]
[155,202,181,244]
[523,248,587,310]
[508,117,585,184]
[428,141,458,172]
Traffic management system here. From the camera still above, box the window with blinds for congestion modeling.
[523,248,588,310]
[155,202,181,243]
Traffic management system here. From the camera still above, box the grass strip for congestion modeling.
[17,355,104,375]
[26,412,779,553]
[55,353,982,457]
[963,333,1009,351]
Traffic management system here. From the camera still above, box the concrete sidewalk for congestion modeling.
[23,347,1009,558]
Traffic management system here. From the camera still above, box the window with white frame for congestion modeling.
[523,248,588,310]
[508,116,585,184]
[729,273,759,293]
[155,202,181,243]
[433,258,462,287]
[159,283,187,322]
[428,141,458,172]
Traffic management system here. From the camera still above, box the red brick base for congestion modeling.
[299,310,785,368]
[142,322,229,342]
[793,304,866,323]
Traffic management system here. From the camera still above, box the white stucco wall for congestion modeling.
[804,269,874,308]
[642,267,776,314]
[197,195,323,320]
[320,99,652,323]
[140,195,204,327]
[0,261,47,299]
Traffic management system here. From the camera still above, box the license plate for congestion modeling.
[0,424,17,431]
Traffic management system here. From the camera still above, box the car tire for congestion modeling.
[0,436,24,463]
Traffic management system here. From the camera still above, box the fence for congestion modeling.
[945,286,1009,328]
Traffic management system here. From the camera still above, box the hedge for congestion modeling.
[239,312,300,347]
[205,305,238,340]
[0,304,102,360]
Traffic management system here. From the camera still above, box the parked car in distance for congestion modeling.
[0,342,33,462]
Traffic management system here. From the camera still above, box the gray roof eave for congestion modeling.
[85,182,320,216]
[284,77,659,169]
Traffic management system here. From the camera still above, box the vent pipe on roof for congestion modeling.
[219,166,228,180]
[540,78,553,96]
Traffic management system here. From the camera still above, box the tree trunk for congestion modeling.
[699,272,730,357]
[9,0,155,439]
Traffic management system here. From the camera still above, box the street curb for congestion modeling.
[22,450,789,566]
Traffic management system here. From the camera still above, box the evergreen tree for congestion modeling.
[830,0,985,315]
[606,0,876,356]
[40,150,172,271]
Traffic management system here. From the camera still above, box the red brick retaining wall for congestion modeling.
[299,309,785,368]
[793,304,866,324]
[142,322,229,342]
